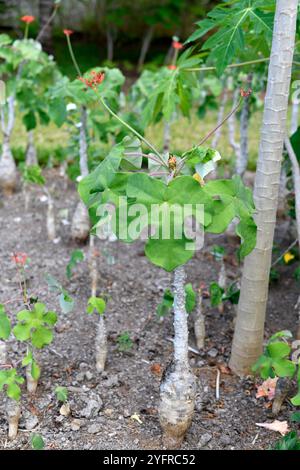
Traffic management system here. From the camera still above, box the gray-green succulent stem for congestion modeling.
[159,265,196,448]
[173,266,189,367]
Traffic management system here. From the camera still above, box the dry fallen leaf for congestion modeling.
[130,413,143,424]
[60,403,71,417]
[255,420,289,436]
[150,363,162,376]
[218,364,231,375]
[256,377,278,400]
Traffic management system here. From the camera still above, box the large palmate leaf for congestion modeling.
[204,175,257,258]
[124,173,213,271]
[13,303,57,349]
[187,0,275,74]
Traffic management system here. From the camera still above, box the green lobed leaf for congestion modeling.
[0,305,11,340]
[55,386,68,403]
[31,434,45,450]
[267,342,291,359]
[86,297,106,316]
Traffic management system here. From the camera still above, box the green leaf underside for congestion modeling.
[79,146,256,271]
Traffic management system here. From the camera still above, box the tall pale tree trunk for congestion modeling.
[159,266,196,448]
[106,26,114,62]
[229,0,298,376]
[38,0,54,53]
[0,95,17,194]
[138,25,154,70]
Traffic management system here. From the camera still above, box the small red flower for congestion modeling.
[172,40,183,50]
[21,15,35,24]
[63,29,74,36]
[167,65,177,70]
[78,71,105,89]
[240,88,252,98]
[12,252,28,266]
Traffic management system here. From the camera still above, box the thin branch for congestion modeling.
[198,96,243,147]
[185,58,300,73]
[124,152,167,167]
[177,95,243,173]
[185,57,270,73]
[36,4,59,42]
[271,239,298,267]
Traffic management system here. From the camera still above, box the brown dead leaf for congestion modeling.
[218,364,231,375]
[256,377,278,401]
[256,420,289,436]
[150,363,162,376]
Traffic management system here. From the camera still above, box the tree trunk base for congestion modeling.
[159,364,196,449]
[71,200,90,243]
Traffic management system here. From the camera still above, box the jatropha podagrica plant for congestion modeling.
[65,34,257,447]
[0,253,73,440]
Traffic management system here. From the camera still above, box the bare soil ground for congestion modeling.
[0,170,299,450]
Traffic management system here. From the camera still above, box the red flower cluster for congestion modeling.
[167,65,177,70]
[240,88,252,98]
[172,40,183,50]
[21,15,35,24]
[12,252,28,266]
[78,71,105,89]
[63,29,74,36]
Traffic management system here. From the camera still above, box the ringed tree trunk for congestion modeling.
[71,106,90,242]
[159,266,196,448]
[38,0,54,53]
[138,25,154,70]
[0,96,17,194]
[229,0,298,376]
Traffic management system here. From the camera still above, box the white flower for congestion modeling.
[67,102,77,112]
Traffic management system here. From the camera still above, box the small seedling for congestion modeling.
[45,273,75,314]
[117,332,133,352]
[31,433,45,450]
[272,431,300,450]
[66,249,84,279]
[209,281,240,307]
[55,386,68,403]
[86,296,106,315]
[253,330,300,407]
[156,284,196,318]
